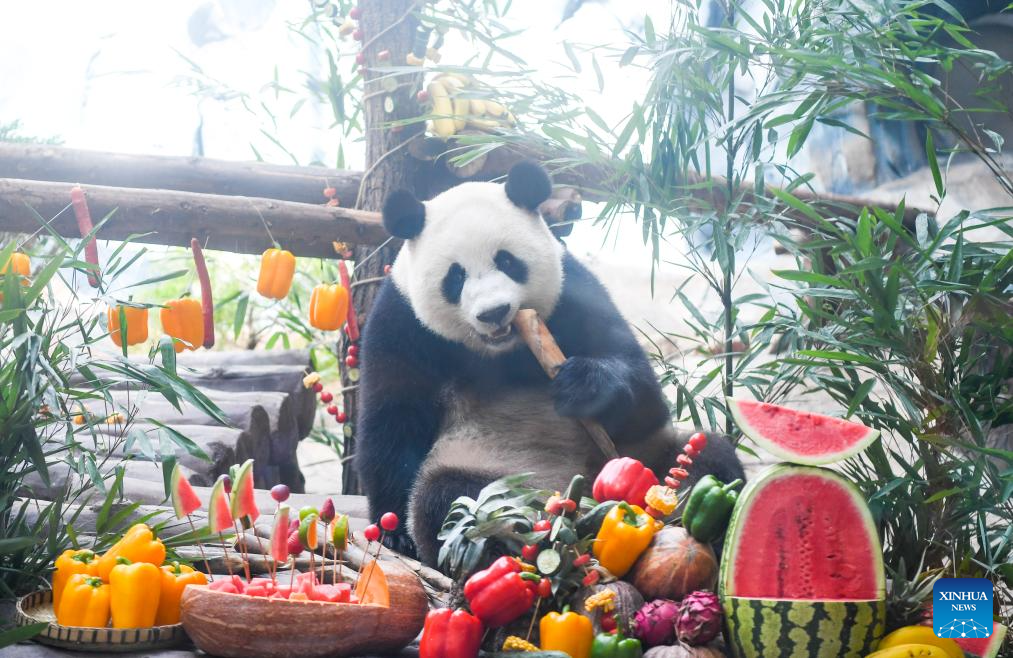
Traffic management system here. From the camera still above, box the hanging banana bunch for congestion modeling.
[422,73,517,139]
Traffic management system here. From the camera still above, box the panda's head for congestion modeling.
[383,161,564,355]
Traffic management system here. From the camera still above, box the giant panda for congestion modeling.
[355,161,745,565]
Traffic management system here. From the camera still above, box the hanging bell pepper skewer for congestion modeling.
[190,238,215,349]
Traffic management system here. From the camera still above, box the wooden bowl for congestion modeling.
[180,561,428,658]
[15,589,187,653]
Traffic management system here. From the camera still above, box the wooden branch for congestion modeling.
[512,309,619,460]
[0,143,361,206]
[0,178,387,257]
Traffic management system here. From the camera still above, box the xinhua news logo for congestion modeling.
[933,578,993,639]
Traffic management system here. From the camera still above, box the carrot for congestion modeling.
[337,260,359,342]
[190,238,215,349]
[70,186,100,287]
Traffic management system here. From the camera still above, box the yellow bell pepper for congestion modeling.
[107,305,149,347]
[56,574,110,627]
[592,503,658,577]
[109,558,161,628]
[257,248,297,300]
[53,549,97,611]
[540,607,594,658]
[155,561,207,625]
[308,283,349,331]
[95,523,166,581]
[160,298,204,353]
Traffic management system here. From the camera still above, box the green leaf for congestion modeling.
[233,293,249,340]
[773,270,846,288]
[0,537,37,553]
[926,130,944,198]
[924,487,962,504]
[562,41,581,73]
[644,15,655,47]
[0,622,48,649]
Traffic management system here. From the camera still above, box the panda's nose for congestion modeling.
[477,304,511,326]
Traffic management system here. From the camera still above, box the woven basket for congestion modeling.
[16,589,187,653]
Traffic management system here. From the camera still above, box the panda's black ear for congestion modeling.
[505,161,552,213]
[382,189,426,239]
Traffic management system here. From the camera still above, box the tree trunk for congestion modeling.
[341,0,425,496]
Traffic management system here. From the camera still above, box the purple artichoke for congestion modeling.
[632,598,680,647]
[674,590,722,645]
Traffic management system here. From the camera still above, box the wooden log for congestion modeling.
[101,423,246,476]
[0,178,387,258]
[0,142,361,206]
[177,348,310,368]
[512,309,619,459]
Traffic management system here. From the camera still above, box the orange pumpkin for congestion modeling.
[161,298,204,353]
[107,305,149,347]
[308,284,349,331]
[257,248,296,300]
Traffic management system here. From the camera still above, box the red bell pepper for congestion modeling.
[419,608,483,658]
[593,457,659,508]
[463,556,538,628]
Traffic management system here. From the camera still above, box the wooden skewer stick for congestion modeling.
[512,308,619,460]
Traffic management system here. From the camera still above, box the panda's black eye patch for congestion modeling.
[494,250,528,284]
[442,263,466,304]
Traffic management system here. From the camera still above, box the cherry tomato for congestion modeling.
[363,524,381,542]
[521,545,538,562]
[380,512,399,531]
[538,578,552,599]
[533,519,551,532]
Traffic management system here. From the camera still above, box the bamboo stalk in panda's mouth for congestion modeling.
[512,308,620,460]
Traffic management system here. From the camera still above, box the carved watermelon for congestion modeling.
[208,475,233,534]
[954,621,1007,658]
[720,464,886,658]
[271,505,291,565]
[230,459,260,523]
[727,398,880,465]
[170,463,202,519]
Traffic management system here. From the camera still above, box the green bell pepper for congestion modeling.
[590,632,642,658]
[682,475,743,543]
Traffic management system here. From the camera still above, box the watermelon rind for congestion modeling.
[271,505,291,564]
[720,463,886,600]
[727,397,880,466]
[723,596,885,658]
[953,621,1007,658]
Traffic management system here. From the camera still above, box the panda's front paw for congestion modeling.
[381,528,418,558]
[552,356,633,419]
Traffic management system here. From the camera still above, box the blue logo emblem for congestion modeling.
[933,578,993,639]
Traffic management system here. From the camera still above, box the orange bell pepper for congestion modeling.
[95,523,166,581]
[257,248,296,300]
[155,561,206,625]
[1,251,30,282]
[541,606,594,658]
[56,574,110,627]
[308,283,349,331]
[109,558,161,628]
[107,305,149,347]
[160,298,204,353]
[53,549,97,611]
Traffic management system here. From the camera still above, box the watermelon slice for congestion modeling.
[721,463,885,600]
[727,398,880,465]
[953,621,1007,658]
[208,475,233,533]
[229,459,260,522]
[170,463,202,519]
[271,505,291,565]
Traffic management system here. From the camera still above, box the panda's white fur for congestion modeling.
[389,181,564,354]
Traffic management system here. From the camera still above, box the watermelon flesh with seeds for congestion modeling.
[953,621,1007,658]
[208,475,233,533]
[727,397,880,465]
[170,463,201,519]
[230,459,260,522]
[720,464,886,658]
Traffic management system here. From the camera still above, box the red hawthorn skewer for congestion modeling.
[69,186,100,287]
[337,260,359,342]
[190,238,215,349]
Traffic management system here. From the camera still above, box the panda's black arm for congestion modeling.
[546,253,671,441]
[355,282,451,551]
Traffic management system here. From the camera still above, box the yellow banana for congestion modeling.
[470,99,487,116]
[427,81,456,138]
[874,627,963,658]
[468,117,501,131]
[865,644,958,658]
[452,98,469,131]
[484,100,507,117]
[437,75,465,93]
